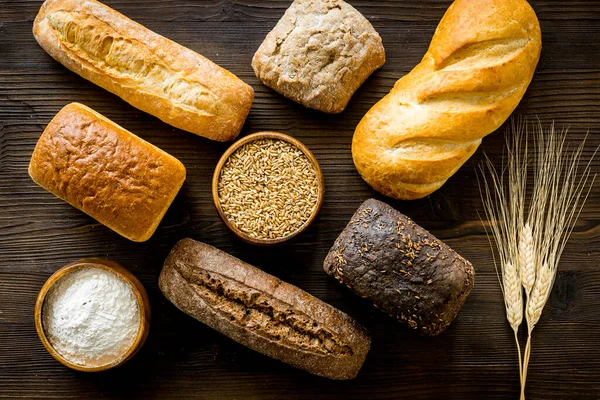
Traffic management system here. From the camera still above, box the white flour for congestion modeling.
[42,267,140,367]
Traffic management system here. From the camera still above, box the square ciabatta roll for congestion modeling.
[252,0,385,114]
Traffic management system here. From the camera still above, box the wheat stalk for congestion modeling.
[479,119,597,400]
[478,119,527,386]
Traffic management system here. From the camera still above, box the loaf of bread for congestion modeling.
[352,0,542,200]
[252,0,385,113]
[29,103,186,242]
[324,199,474,336]
[33,0,254,142]
[159,239,371,380]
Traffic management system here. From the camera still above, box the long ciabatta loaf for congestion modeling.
[352,0,542,200]
[159,239,371,380]
[33,0,254,142]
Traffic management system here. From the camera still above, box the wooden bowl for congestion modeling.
[34,259,151,372]
[212,132,325,246]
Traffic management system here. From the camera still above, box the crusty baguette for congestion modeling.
[29,103,186,242]
[159,239,371,380]
[352,0,542,200]
[324,199,474,336]
[33,0,254,142]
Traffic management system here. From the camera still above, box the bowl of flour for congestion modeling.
[35,259,150,372]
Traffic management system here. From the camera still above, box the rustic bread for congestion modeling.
[352,0,542,199]
[33,0,254,142]
[252,0,385,114]
[324,199,474,336]
[159,239,371,380]
[28,103,186,242]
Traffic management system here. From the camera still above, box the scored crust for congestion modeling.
[351,0,542,200]
[159,239,371,380]
[252,0,385,114]
[33,0,254,142]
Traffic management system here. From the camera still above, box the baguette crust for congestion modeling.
[352,0,542,199]
[324,199,474,336]
[33,0,254,142]
[28,103,186,242]
[159,239,371,380]
[252,0,385,113]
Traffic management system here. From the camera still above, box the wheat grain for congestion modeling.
[218,139,319,239]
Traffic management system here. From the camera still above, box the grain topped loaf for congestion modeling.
[28,102,186,242]
[33,0,254,141]
[159,239,371,380]
[252,0,385,113]
[324,199,474,336]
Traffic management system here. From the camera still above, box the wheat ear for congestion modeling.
[504,262,523,332]
[526,262,552,329]
[519,224,536,296]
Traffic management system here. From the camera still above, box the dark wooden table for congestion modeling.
[1,1,599,398]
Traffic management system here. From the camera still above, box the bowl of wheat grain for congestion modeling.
[212,132,324,245]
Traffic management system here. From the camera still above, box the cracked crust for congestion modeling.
[324,199,474,336]
[28,103,186,242]
[252,0,385,113]
[33,0,254,142]
[352,0,542,199]
[159,239,371,380]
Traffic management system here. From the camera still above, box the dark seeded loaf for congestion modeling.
[324,199,474,336]
[159,238,371,380]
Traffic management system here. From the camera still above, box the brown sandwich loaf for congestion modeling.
[324,199,474,336]
[159,239,371,380]
[33,0,254,142]
[352,0,542,199]
[252,0,385,114]
[28,103,186,242]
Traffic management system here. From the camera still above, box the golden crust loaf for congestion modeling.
[352,0,542,200]
[252,0,385,114]
[28,103,186,242]
[33,0,254,142]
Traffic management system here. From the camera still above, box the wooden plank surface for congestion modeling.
[1,0,599,398]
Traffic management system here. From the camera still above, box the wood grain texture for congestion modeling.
[0,0,599,398]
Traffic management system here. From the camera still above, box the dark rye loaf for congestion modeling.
[159,239,371,380]
[324,199,474,336]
